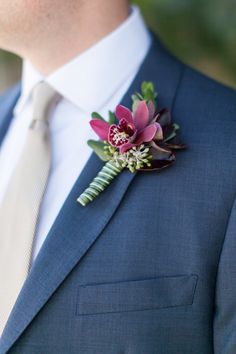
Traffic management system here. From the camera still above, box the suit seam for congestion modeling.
[214,191,236,296]
[169,61,236,277]
[170,63,186,112]
[76,302,195,317]
[212,191,236,353]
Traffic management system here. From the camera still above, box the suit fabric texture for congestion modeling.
[0,34,236,354]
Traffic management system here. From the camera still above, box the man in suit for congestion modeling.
[0,0,236,353]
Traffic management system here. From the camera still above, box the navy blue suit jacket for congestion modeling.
[0,35,236,354]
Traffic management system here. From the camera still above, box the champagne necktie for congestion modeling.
[0,82,60,335]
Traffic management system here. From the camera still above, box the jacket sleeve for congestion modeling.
[214,196,236,353]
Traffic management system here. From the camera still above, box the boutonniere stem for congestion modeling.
[77,161,123,206]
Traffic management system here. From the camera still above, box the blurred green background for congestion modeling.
[0,0,235,93]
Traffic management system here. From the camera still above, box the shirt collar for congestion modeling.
[14,5,151,115]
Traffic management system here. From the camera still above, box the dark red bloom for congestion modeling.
[90,100,162,153]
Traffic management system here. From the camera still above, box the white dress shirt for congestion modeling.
[0,6,151,262]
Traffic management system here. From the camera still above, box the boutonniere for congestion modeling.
[77,82,186,206]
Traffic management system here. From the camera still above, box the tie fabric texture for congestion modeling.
[0,82,60,335]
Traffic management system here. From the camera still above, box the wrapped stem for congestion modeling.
[77,161,123,206]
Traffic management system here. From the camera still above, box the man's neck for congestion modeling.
[22,0,130,75]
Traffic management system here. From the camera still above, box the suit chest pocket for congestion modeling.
[76,274,198,316]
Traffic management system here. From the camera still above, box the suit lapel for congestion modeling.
[0,83,21,147]
[0,35,184,353]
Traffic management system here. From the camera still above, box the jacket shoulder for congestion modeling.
[0,82,21,105]
[173,62,236,139]
[177,64,236,116]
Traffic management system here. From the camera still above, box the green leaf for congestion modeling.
[164,124,180,142]
[173,123,180,131]
[164,131,177,143]
[141,81,155,95]
[87,139,110,162]
[91,112,106,121]
[108,111,116,125]
[132,98,139,112]
[132,93,143,112]
[132,93,143,102]
[136,92,144,100]
[141,81,158,103]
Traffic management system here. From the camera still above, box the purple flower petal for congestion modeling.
[135,124,157,145]
[115,105,133,124]
[150,141,172,154]
[140,157,175,171]
[154,123,163,141]
[147,101,156,120]
[90,119,110,140]
[119,142,137,154]
[165,142,187,150]
[155,109,171,127]
[162,124,175,140]
[134,101,150,131]
[150,142,172,160]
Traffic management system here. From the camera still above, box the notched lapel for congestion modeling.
[0,83,21,147]
[0,35,185,353]
[0,152,137,353]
